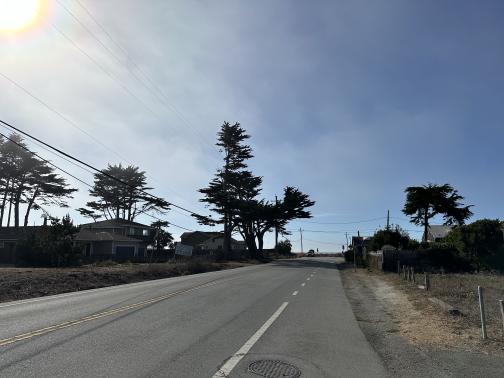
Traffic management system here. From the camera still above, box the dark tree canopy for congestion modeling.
[198,122,314,258]
[444,219,504,270]
[79,164,169,221]
[198,122,261,257]
[402,183,473,242]
[0,133,77,227]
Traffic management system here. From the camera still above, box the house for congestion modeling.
[426,225,453,243]
[76,219,154,259]
[0,226,47,264]
[180,231,247,251]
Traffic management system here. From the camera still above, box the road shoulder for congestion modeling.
[339,265,504,377]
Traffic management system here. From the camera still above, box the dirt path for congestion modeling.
[339,265,503,377]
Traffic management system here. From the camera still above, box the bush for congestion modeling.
[276,240,292,255]
[444,219,504,271]
[416,244,471,272]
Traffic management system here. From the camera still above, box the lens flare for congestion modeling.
[0,0,41,32]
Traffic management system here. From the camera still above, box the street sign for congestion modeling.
[175,243,193,257]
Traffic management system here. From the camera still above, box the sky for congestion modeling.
[1,0,503,252]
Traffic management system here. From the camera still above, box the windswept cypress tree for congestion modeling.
[0,133,77,227]
[198,121,261,258]
[198,122,314,259]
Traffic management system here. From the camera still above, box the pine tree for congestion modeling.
[80,164,169,221]
[198,122,261,258]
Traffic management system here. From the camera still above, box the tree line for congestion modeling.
[361,183,503,271]
[0,134,76,227]
[0,133,169,228]
[2,124,313,261]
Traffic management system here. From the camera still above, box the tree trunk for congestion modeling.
[0,178,10,226]
[6,192,13,227]
[223,214,231,260]
[14,187,22,227]
[24,187,39,227]
[423,210,429,243]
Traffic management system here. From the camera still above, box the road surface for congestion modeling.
[0,258,387,377]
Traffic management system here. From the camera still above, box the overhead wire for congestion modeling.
[0,118,209,219]
[0,70,203,218]
[71,0,219,152]
[52,1,218,156]
[0,129,195,231]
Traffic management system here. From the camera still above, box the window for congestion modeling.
[143,229,149,236]
[0,241,4,249]
[129,227,135,235]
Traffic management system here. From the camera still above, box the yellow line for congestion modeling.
[0,279,226,347]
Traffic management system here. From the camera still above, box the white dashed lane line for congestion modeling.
[213,302,289,377]
[292,291,298,296]
[301,283,306,287]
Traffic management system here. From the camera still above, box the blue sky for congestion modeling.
[1,0,503,251]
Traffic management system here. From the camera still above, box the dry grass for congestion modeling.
[0,259,257,303]
[381,269,504,349]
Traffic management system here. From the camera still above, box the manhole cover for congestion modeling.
[248,360,301,378]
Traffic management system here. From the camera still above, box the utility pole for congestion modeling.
[345,232,349,250]
[274,195,279,251]
[354,230,360,271]
[386,210,390,231]
[299,228,304,253]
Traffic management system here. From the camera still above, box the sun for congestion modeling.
[0,0,41,32]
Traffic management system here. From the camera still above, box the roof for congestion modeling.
[198,235,245,244]
[428,225,453,240]
[180,231,222,239]
[0,226,47,241]
[75,229,143,242]
[80,219,152,229]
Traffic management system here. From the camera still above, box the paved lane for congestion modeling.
[0,258,386,377]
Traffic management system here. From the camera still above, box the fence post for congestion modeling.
[412,267,415,284]
[499,299,504,335]
[425,273,430,291]
[403,265,407,280]
[478,286,487,340]
[397,260,401,275]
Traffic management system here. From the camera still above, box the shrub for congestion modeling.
[276,240,292,255]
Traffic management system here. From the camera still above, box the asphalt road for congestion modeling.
[0,258,387,377]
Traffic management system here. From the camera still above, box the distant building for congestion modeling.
[180,231,246,251]
[0,226,47,264]
[426,225,453,243]
[76,219,153,259]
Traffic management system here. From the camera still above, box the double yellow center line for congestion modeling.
[0,278,229,347]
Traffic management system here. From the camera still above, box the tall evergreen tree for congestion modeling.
[198,122,314,259]
[0,133,77,227]
[79,164,169,222]
[403,183,473,242]
[198,122,260,258]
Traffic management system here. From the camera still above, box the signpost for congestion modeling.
[175,243,193,257]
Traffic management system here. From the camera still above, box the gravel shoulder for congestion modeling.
[339,264,504,377]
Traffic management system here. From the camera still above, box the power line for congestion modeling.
[0,70,201,218]
[0,130,93,189]
[52,1,218,157]
[0,129,195,232]
[71,0,219,153]
[0,118,209,219]
[303,238,343,246]
[0,71,131,165]
[296,216,386,225]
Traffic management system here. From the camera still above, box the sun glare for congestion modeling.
[0,0,41,32]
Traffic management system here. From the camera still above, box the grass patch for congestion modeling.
[0,259,259,303]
